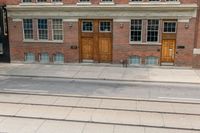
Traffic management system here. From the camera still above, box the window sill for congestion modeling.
[19,2,64,6]
[99,2,115,5]
[129,2,180,5]
[76,2,92,6]
[129,42,161,45]
[23,40,64,43]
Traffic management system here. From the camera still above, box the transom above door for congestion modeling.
[79,19,112,63]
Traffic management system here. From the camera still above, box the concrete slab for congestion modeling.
[149,69,200,83]
[37,120,85,133]
[100,99,137,110]
[172,103,200,114]
[0,117,44,133]
[16,104,72,119]
[114,111,141,125]
[16,105,49,118]
[137,101,174,113]
[0,117,7,124]
[98,73,124,80]
[0,93,28,103]
[76,98,101,108]
[80,66,104,72]
[114,125,145,133]
[53,97,80,106]
[0,103,24,116]
[83,123,114,133]
[74,71,100,79]
[123,68,149,81]
[140,112,164,127]
[39,106,72,119]
[66,108,95,121]
[145,127,194,133]
[187,115,200,129]
[92,109,117,123]
[163,114,193,129]
[21,95,58,105]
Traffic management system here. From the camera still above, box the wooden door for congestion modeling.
[80,20,94,61]
[98,20,112,63]
[81,37,93,60]
[99,38,112,62]
[80,19,113,63]
[161,40,176,63]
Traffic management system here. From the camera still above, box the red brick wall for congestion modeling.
[176,18,196,66]
[112,22,161,64]
[8,18,79,63]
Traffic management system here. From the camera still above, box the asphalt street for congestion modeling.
[0,76,200,102]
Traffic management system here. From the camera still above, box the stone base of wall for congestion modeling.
[193,55,200,68]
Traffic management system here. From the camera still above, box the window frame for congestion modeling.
[52,19,63,41]
[23,19,34,40]
[37,19,48,40]
[145,56,159,65]
[21,0,32,3]
[130,19,143,43]
[99,20,112,33]
[82,20,93,32]
[163,21,177,33]
[146,19,160,43]
[129,56,142,65]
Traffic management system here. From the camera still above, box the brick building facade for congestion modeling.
[1,0,200,67]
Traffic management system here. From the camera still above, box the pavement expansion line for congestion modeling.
[0,101,199,116]
[0,114,199,132]
[0,90,200,105]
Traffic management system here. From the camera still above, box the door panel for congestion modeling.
[161,40,176,62]
[99,38,112,63]
[81,38,93,60]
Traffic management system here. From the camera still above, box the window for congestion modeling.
[147,20,159,42]
[25,52,35,63]
[79,0,90,2]
[145,56,158,65]
[22,0,32,2]
[54,53,64,63]
[129,56,141,65]
[82,21,93,32]
[130,20,142,42]
[40,53,49,63]
[52,0,62,2]
[163,21,176,33]
[101,0,112,2]
[23,19,33,40]
[52,19,63,40]
[37,0,47,2]
[149,0,160,1]
[100,21,111,32]
[0,43,3,55]
[38,19,48,40]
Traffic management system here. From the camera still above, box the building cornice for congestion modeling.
[6,4,198,20]
[7,4,198,11]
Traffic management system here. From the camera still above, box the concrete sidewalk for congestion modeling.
[0,63,200,84]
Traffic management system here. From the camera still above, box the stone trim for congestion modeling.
[193,48,200,55]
